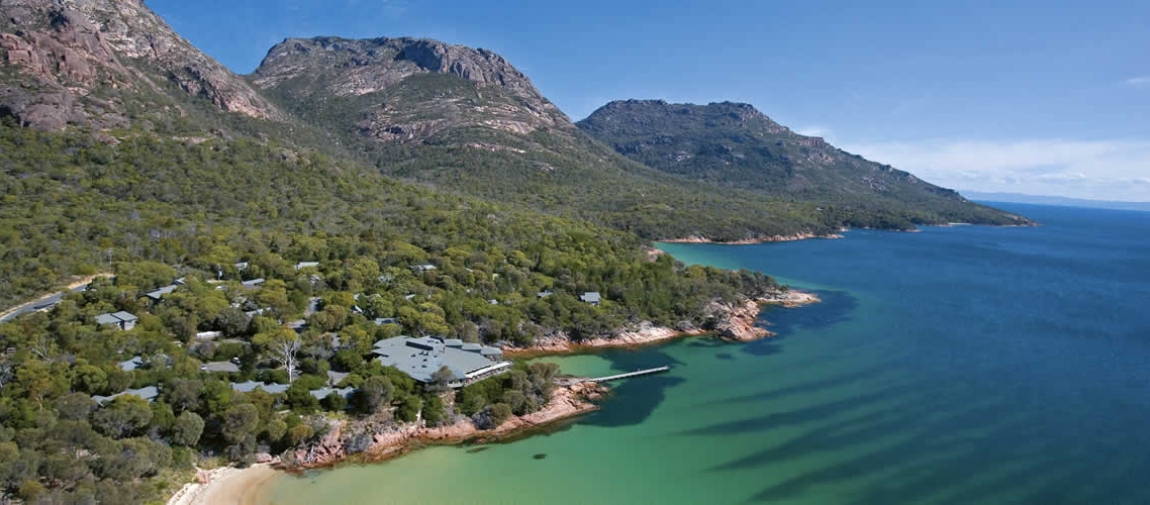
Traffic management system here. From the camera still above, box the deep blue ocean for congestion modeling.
[268,202,1150,504]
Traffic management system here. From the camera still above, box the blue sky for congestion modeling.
[150,0,1150,201]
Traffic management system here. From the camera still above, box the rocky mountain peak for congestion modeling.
[252,36,571,144]
[0,0,280,130]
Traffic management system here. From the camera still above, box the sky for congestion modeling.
[149,0,1150,201]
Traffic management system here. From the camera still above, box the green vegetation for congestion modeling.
[0,120,781,502]
[577,100,1033,230]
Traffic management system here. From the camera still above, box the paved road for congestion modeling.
[0,283,92,323]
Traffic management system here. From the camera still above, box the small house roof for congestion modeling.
[111,311,138,322]
[310,387,355,400]
[241,278,265,289]
[580,292,602,303]
[461,343,483,352]
[443,339,463,347]
[118,356,144,371]
[231,381,289,395]
[95,313,121,325]
[145,285,179,300]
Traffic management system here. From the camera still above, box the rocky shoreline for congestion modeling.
[661,232,844,245]
[281,381,608,471]
[505,290,821,354]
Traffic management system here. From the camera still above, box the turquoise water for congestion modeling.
[266,203,1150,504]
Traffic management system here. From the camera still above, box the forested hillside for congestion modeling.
[578,100,1032,228]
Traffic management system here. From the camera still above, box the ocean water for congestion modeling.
[264,203,1150,504]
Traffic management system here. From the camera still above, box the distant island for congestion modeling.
[963,191,1150,212]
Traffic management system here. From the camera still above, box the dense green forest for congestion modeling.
[0,121,781,502]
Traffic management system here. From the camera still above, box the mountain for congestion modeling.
[963,191,1150,212]
[0,0,281,131]
[248,37,844,241]
[578,100,1031,227]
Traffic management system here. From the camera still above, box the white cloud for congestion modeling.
[1126,76,1150,86]
[840,139,1150,201]
[796,126,830,137]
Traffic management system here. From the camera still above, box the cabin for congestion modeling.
[118,356,144,371]
[410,264,437,273]
[241,278,265,290]
[230,381,289,395]
[310,387,355,401]
[580,292,602,306]
[537,290,553,299]
[95,311,138,331]
[372,336,510,388]
[144,284,179,302]
[295,261,320,271]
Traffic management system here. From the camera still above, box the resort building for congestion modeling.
[95,311,139,330]
[372,336,511,388]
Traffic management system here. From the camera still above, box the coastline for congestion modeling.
[167,463,280,505]
[167,381,606,505]
[504,290,821,356]
[165,288,818,504]
[660,231,844,245]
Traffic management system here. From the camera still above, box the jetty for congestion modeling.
[558,366,670,386]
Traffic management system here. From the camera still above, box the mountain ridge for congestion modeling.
[577,99,1030,227]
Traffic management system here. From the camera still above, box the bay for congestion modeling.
[264,203,1150,504]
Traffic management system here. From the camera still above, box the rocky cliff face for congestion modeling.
[0,0,279,130]
[251,36,570,144]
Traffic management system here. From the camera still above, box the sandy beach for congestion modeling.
[167,464,281,505]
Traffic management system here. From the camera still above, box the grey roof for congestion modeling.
[145,285,179,300]
[411,264,437,271]
[111,311,138,322]
[295,261,320,270]
[95,313,121,325]
[327,370,350,386]
[118,356,144,371]
[373,336,509,383]
[310,387,355,400]
[480,346,503,357]
[580,292,602,303]
[537,290,553,298]
[374,317,398,326]
[93,386,159,405]
[443,339,463,348]
[202,361,240,373]
[461,343,483,352]
[241,278,265,289]
[231,381,289,394]
[96,312,137,326]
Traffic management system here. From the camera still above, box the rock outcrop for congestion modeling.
[282,381,606,470]
[0,0,280,130]
[251,36,570,144]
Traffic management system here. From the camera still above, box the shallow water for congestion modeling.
[265,203,1150,504]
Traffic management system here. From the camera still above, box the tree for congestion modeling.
[92,395,153,439]
[164,379,204,414]
[353,376,394,415]
[170,412,205,446]
[429,366,454,393]
[254,327,301,383]
[394,395,421,423]
[221,404,260,445]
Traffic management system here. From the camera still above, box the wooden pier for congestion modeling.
[587,366,671,383]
